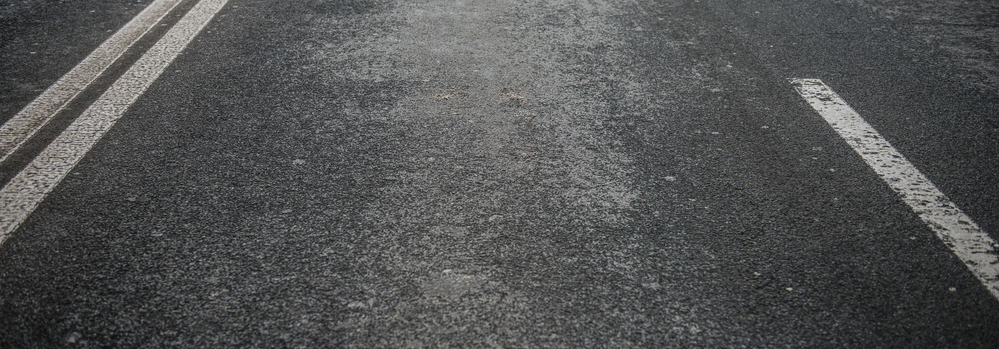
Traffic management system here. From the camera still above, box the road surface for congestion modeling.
[1,0,998,347]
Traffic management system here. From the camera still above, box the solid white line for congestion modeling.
[0,0,230,245]
[0,0,183,164]
[791,78,999,300]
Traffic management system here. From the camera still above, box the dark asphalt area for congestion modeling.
[1,0,998,347]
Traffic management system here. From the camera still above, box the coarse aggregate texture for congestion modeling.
[1,0,998,347]
[0,0,158,123]
[847,0,999,93]
[703,0,999,241]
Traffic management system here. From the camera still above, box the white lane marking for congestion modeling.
[791,78,999,300]
[0,0,183,164]
[0,0,230,245]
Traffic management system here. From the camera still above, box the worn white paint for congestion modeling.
[791,78,999,300]
[0,0,230,245]
[0,0,183,164]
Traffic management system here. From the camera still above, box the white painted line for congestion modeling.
[0,0,230,245]
[0,0,183,164]
[790,78,999,300]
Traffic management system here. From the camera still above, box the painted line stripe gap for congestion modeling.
[790,78,999,300]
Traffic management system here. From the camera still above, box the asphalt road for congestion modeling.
[1,0,998,347]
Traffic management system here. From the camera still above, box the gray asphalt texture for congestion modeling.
[0,0,153,124]
[2,0,998,347]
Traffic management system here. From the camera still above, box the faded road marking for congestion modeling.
[0,0,230,245]
[0,0,183,164]
[791,78,999,300]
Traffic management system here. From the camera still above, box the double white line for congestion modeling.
[3,0,997,305]
[0,0,230,245]
[0,0,182,165]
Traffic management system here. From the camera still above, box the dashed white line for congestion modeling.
[791,78,999,300]
[0,0,230,245]
[0,0,183,164]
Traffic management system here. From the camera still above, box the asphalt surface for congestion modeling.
[1,0,998,347]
